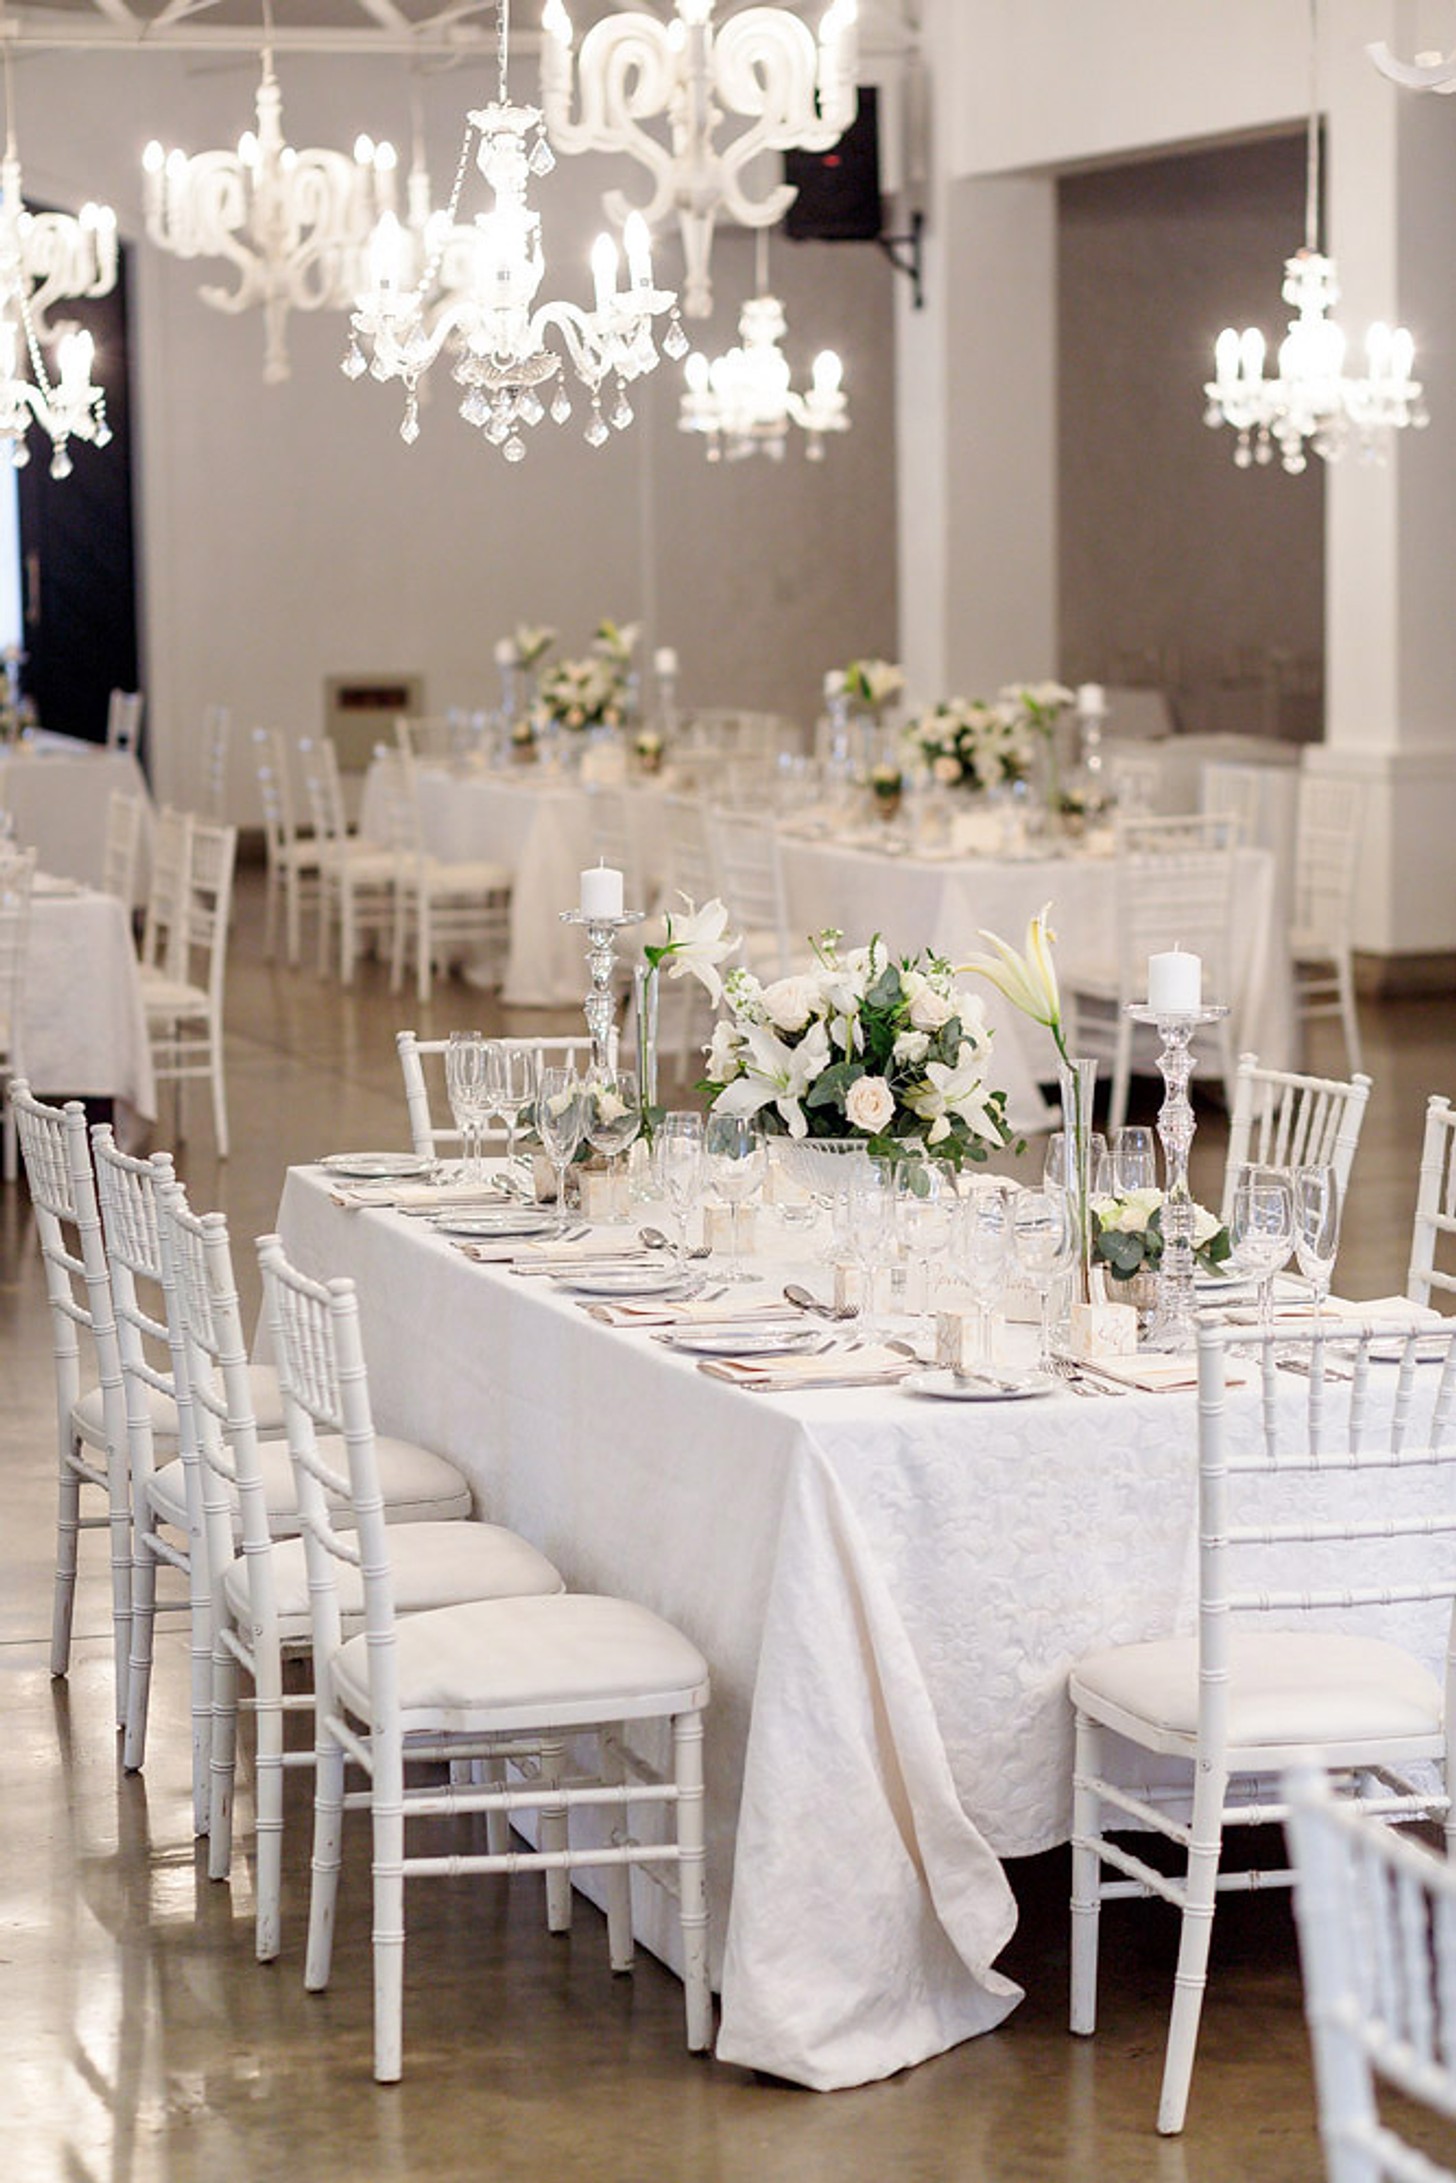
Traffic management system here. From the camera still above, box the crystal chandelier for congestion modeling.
[344,0,681,461]
[0,47,115,478]
[1204,0,1425,474]
[142,42,399,384]
[540,0,859,320]
[680,289,846,461]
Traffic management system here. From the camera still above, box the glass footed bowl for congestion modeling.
[774,1136,877,1209]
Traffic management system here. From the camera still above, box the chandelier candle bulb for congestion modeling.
[1147,948,1202,1015]
[580,863,624,920]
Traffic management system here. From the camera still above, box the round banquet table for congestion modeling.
[0,735,154,903]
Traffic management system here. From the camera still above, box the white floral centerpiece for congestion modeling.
[702,931,1011,1169]
[998,679,1076,814]
[903,696,1034,792]
[537,653,629,732]
[511,623,557,671]
[841,657,905,722]
[1092,1189,1231,1282]
[592,618,641,668]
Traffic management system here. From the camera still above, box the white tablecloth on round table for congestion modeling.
[0,736,154,902]
[273,1168,1432,2091]
[22,881,155,1117]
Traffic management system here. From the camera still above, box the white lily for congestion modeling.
[960,901,1065,1056]
[905,1039,1003,1146]
[712,1019,832,1139]
[646,895,739,1006]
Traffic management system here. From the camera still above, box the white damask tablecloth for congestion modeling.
[0,736,153,901]
[274,1166,1420,2092]
[23,884,155,1117]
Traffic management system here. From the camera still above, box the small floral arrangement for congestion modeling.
[512,624,556,671]
[702,932,1011,1167]
[635,728,664,760]
[903,696,1033,792]
[841,657,905,718]
[592,618,641,667]
[537,654,628,732]
[509,717,538,754]
[1091,1189,1231,1281]
[869,762,903,804]
[998,680,1076,738]
[643,895,738,1006]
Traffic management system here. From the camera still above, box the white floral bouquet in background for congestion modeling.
[592,618,641,667]
[512,623,557,671]
[998,679,1076,737]
[841,657,905,719]
[903,696,1034,791]
[537,654,628,731]
[702,932,1011,1167]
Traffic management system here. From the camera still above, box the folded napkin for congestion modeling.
[514,1236,649,1268]
[698,1343,915,1392]
[1072,1355,1232,1395]
[1225,1294,1443,1330]
[33,872,84,898]
[329,1180,507,1213]
[585,1297,794,1330]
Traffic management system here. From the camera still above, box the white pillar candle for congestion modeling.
[580,862,624,919]
[1147,947,1202,1013]
[493,638,517,666]
[654,647,678,677]
[1076,682,1106,717]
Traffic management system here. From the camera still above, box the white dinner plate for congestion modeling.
[430,1207,562,1239]
[558,1266,698,1299]
[904,1368,1056,1402]
[658,1326,823,1359]
[319,1152,432,1181]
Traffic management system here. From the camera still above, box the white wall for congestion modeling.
[15,44,897,813]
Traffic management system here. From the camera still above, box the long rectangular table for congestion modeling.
[0,736,153,902]
[270,1166,1439,2092]
[24,882,155,1119]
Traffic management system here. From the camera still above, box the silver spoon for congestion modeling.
[783,1284,858,1321]
[639,1228,711,1260]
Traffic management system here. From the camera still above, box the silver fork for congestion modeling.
[1050,1356,1128,1398]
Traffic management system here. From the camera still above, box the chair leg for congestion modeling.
[2,1095,15,1183]
[1337,954,1364,1077]
[252,1644,287,1962]
[208,1640,239,1884]
[188,1556,213,1837]
[1069,1711,1103,2034]
[263,867,279,961]
[305,1713,346,1994]
[50,1452,82,1682]
[600,1727,634,1974]
[675,1711,712,2052]
[106,1442,134,1728]
[1157,1771,1228,2135]
[122,1535,158,1773]
[371,1738,407,2084]
[1110,1018,1132,1135]
[539,1736,572,1933]
[209,1017,229,1160]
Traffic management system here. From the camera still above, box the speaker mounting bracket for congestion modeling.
[876,210,925,309]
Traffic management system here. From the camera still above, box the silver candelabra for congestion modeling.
[1126,1002,1230,1351]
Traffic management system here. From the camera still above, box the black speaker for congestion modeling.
[784,88,882,242]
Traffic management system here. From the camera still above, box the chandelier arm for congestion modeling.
[714,12,851,151]
[544,19,677,169]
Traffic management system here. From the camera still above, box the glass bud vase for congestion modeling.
[1057,1056,1098,1311]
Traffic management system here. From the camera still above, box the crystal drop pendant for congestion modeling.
[520,393,544,427]
[400,402,421,446]
[610,392,633,431]
[95,423,113,449]
[461,389,490,428]
[503,433,527,462]
[49,447,73,480]
[11,441,29,469]
[529,130,556,177]
[550,388,572,424]
[585,408,610,449]
[663,313,689,362]
[342,342,367,380]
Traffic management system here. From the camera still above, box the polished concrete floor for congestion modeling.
[4,869,1455,2182]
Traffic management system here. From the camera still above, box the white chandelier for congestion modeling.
[142,47,399,384]
[539,0,858,320]
[680,291,846,461]
[0,51,115,478]
[345,0,681,461]
[1204,0,1425,474]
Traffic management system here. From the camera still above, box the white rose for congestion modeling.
[899,968,926,1004]
[1191,1202,1222,1247]
[761,975,820,1034]
[932,754,962,785]
[844,1074,896,1134]
[908,986,955,1032]
[1114,1200,1151,1235]
[892,1029,931,1064]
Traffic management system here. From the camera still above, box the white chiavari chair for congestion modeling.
[585,782,647,908]
[11,1084,132,1725]
[1069,1313,1456,2135]
[253,726,322,967]
[106,688,144,755]
[375,745,513,1003]
[396,1028,594,1167]
[155,1184,560,1961]
[708,808,798,981]
[393,714,456,762]
[300,734,396,983]
[1219,1052,1373,1225]
[1198,761,1261,847]
[258,1231,713,2083]
[1287,1764,1456,2183]
[1291,773,1365,1077]
[1,842,35,1180]
[100,790,144,908]
[140,817,237,1157]
[1409,1095,1456,1313]
[201,702,231,820]
[138,805,193,986]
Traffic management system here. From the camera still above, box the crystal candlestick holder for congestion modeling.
[560,908,645,1076]
[1125,1002,1231,1352]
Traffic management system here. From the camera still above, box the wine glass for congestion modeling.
[1293,1163,1341,1321]
[956,1179,1011,1370]
[654,1109,705,1270]
[894,1158,958,1328]
[487,1041,538,1198]
[704,1113,766,1282]
[1012,1187,1075,1372]
[444,1030,489,1181]
[535,1067,584,1216]
[1045,1129,1109,1195]
[583,1070,642,1223]
[1229,1163,1295,1342]
[1113,1126,1158,1194]
[846,1158,896,1333]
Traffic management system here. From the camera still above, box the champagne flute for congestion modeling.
[444,1030,489,1182]
[535,1067,584,1215]
[1229,1163,1295,1342]
[847,1158,895,1334]
[488,1041,538,1198]
[583,1070,641,1222]
[1113,1126,1158,1194]
[895,1157,958,1329]
[957,1179,1011,1370]
[654,1110,705,1270]
[1293,1163,1341,1321]
[1012,1187,1074,1372]
[704,1113,766,1282]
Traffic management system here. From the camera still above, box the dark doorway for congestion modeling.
[17,231,140,756]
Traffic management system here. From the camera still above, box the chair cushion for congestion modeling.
[332,1592,710,1725]
[141,974,210,1017]
[222,1521,563,1634]
[419,859,512,892]
[73,1363,286,1451]
[1071,1630,1443,1748]
[150,1432,472,1536]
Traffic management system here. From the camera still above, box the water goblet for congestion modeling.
[846,1158,896,1333]
[895,1157,959,1328]
[583,1069,641,1222]
[1012,1187,1075,1372]
[956,1179,1011,1370]
[1045,1129,1109,1196]
[1113,1125,1158,1195]
[1229,1163,1295,1343]
[444,1030,489,1182]
[654,1109,705,1270]
[704,1113,766,1282]
[488,1041,539,1198]
[535,1067,585,1215]
[1292,1163,1341,1322]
